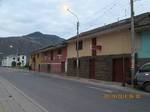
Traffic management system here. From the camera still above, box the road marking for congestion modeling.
[87,86,113,93]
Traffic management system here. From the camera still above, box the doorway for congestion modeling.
[89,59,96,79]
[113,58,131,82]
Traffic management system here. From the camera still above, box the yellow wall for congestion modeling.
[67,30,140,58]
[96,30,131,55]
[29,53,42,70]
[67,38,92,58]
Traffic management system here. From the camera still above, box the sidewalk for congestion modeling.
[0,76,48,112]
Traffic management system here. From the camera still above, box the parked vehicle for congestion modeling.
[134,63,150,92]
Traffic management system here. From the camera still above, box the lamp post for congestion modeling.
[66,8,80,78]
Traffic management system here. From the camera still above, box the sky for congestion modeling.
[0,0,149,39]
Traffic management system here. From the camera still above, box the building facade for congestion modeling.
[28,12,150,83]
[2,55,27,67]
[67,12,150,83]
[29,43,67,74]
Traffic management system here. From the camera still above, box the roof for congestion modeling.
[30,12,150,55]
[67,12,150,42]
[31,42,67,55]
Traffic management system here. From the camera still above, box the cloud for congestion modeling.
[0,0,149,39]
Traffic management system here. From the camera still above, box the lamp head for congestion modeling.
[63,4,70,12]
[9,45,13,48]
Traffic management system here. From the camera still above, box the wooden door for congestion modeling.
[113,58,123,82]
[92,38,97,56]
[89,59,96,79]
[113,58,131,82]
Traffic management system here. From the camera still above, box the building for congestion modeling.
[136,18,150,66]
[66,12,150,82]
[1,55,27,67]
[29,43,67,74]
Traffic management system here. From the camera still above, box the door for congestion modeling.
[38,64,40,72]
[61,61,65,73]
[113,58,131,82]
[92,38,97,56]
[47,64,51,73]
[89,59,96,79]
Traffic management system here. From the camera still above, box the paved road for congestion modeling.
[0,67,149,112]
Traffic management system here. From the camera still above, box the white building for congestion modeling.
[1,55,27,67]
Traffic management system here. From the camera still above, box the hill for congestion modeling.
[0,32,65,57]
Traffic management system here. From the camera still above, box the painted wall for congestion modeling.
[67,30,134,58]
[67,38,92,58]
[40,47,67,73]
[29,53,42,71]
[138,31,150,58]
[97,30,132,55]
[30,47,67,73]
[41,47,67,63]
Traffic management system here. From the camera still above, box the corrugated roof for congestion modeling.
[67,12,150,42]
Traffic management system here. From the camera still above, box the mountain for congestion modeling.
[0,32,65,57]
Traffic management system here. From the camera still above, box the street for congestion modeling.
[0,67,149,112]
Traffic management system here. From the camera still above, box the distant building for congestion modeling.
[1,55,27,67]
[29,43,67,74]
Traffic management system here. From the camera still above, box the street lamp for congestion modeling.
[9,45,19,56]
[64,7,80,78]
[9,45,13,48]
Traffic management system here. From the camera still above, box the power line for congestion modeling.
[83,0,128,28]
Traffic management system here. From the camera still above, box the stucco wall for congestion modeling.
[67,38,92,58]
[67,30,134,58]
[97,30,132,55]
[138,31,150,58]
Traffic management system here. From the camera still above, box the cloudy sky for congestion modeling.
[0,0,149,39]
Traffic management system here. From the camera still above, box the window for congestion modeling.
[13,57,15,60]
[22,56,24,59]
[17,57,20,61]
[92,38,97,56]
[76,41,83,50]
[141,64,150,72]
[57,49,62,55]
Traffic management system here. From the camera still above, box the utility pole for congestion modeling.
[130,0,135,87]
[76,21,80,78]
